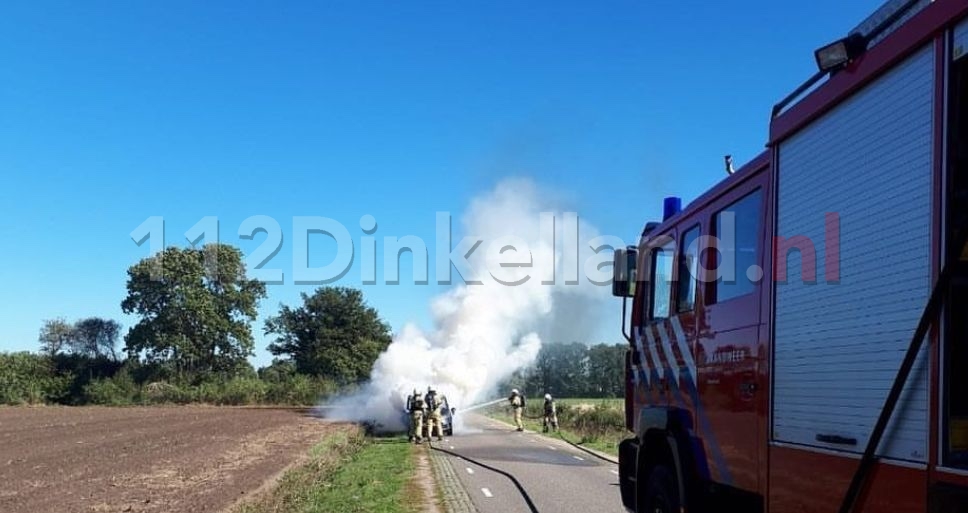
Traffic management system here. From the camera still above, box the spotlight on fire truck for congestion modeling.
[814,32,867,73]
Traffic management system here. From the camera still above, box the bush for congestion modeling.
[0,352,73,405]
[126,361,179,385]
[265,374,336,405]
[82,374,335,407]
[143,382,196,404]
[83,372,140,405]
[191,377,266,405]
[259,359,298,383]
[569,404,625,436]
[52,354,124,403]
[1,351,346,407]
[512,399,625,441]
[219,377,268,405]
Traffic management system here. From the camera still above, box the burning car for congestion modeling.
[399,391,457,437]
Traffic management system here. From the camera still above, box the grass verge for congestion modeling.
[308,436,417,513]
[557,397,624,409]
[484,399,627,456]
[238,429,422,513]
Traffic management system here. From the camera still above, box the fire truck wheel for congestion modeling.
[642,464,681,513]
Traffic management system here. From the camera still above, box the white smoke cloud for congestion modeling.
[325,178,609,432]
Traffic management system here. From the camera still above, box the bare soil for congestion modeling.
[0,406,343,513]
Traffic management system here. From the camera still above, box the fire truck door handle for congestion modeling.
[815,434,858,446]
[739,382,757,394]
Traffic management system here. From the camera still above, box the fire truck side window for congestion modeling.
[711,189,762,304]
[677,225,700,312]
[650,242,675,320]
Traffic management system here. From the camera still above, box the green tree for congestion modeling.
[531,342,590,397]
[586,343,627,397]
[503,368,531,397]
[258,358,298,383]
[72,317,122,360]
[39,318,75,357]
[265,287,392,385]
[121,244,267,376]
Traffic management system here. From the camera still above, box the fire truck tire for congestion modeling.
[641,464,681,513]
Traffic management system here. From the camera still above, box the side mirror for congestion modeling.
[612,247,638,298]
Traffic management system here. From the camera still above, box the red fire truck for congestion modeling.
[611,1,968,512]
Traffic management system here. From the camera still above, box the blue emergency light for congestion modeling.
[663,197,682,221]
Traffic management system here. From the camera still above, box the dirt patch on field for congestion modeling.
[0,406,348,513]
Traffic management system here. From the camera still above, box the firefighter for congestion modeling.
[543,393,558,433]
[425,386,445,441]
[508,389,525,432]
[407,389,425,443]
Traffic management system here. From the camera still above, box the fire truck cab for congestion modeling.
[612,1,968,512]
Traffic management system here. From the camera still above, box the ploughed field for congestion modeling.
[0,406,337,513]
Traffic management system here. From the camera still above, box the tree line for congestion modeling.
[503,342,627,399]
[1,243,393,406]
[1,242,628,406]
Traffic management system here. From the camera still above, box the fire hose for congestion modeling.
[428,441,540,513]
[554,431,619,465]
[424,402,619,513]
[517,410,620,465]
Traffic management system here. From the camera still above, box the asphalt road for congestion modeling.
[432,414,628,513]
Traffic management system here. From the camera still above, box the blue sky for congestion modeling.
[0,0,884,367]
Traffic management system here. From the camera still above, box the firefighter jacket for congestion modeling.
[544,399,556,416]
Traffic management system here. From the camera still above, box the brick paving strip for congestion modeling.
[428,445,477,513]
